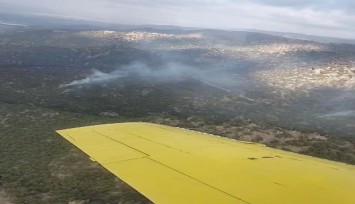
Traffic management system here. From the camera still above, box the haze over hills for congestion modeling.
[0,13,355,204]
[248,29,355,45]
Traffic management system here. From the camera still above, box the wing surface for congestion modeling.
[57,122,355,204]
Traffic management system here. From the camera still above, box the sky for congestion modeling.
[1,0,355,39]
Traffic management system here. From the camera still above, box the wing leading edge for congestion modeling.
[57,122,355,204]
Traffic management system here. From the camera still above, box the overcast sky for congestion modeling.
[1,0,355,39]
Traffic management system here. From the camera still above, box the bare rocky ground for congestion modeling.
[0,189,13,204]
[1,26,355,203]
[251,61,355,92]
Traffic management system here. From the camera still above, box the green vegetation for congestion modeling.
[0,27,354,203]
[0,103,150,204]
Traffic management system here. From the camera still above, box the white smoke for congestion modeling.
[61,62,194,88]
[61,69,124,87]
[60,61,250,93]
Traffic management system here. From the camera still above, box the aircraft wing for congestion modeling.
[57,122,355,204]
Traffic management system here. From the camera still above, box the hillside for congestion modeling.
[0,24,355,203]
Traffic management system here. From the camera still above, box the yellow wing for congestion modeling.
[57,122,355,204]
